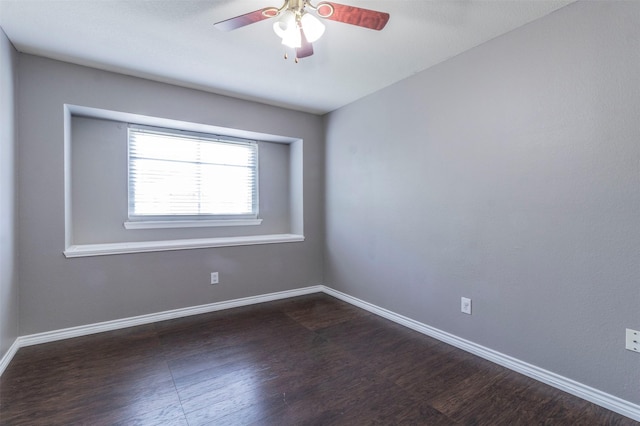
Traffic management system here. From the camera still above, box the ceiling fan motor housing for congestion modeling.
[270,0,334,19]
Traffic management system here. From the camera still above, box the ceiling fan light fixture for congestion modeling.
[300,12,325,43]
[280,25,302,48]
[273,10,296,39]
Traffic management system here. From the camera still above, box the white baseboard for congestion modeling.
[1,284,638,422]
[17,285,324,348]
[322,286,640,422]
[0,338,20,377]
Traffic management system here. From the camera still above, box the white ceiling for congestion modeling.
[0,0,575,114]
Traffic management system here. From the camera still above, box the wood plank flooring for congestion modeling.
[0,293,636,425]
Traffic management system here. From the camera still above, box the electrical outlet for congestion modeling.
[461,297,472,315]
[210,272,219,285]
[626,328,639,352]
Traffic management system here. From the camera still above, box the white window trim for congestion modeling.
[63,234,305,258]
[123,218,263,230]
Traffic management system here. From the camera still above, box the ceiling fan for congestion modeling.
[214,0,390,62]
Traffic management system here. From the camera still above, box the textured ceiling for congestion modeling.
[0,0,575,114]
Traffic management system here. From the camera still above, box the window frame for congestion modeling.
[125,124,261,229]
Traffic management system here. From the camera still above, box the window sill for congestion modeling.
[124,218,263,229]
[63,234,305,258]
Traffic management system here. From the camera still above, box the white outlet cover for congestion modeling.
[461,297,472,315]
[210,272,219,285]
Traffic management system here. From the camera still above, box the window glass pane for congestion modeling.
[128,126,258,218]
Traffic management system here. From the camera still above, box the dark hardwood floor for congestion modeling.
[0,293,636,425]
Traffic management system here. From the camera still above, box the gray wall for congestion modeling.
[0,27,18,360]
[17,54,324,335]
[324,1,639,404]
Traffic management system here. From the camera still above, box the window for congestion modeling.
[128,125,258,223]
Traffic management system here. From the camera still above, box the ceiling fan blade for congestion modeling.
[214,8,277,32]
[316,2,389,30]
[296,30,314,58]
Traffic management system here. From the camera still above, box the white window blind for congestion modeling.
[128,125,258,220]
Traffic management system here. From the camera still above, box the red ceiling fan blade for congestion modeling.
[316,2,389,30]
[214,7,278,32]
[296,29,314,59]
